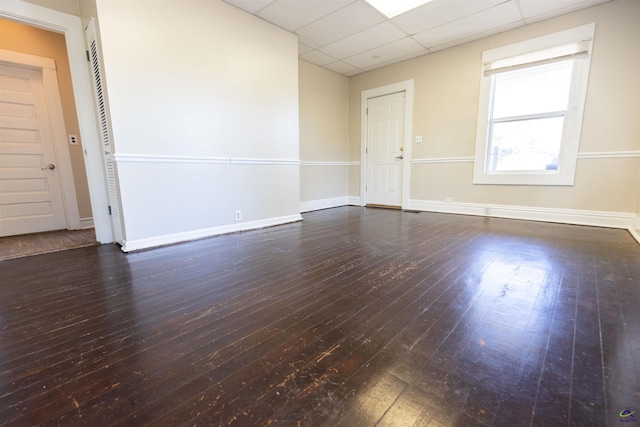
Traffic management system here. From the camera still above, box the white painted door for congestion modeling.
[0,62,66,236]
[366,92,405,207]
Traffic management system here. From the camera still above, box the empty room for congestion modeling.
[0,0,639,425]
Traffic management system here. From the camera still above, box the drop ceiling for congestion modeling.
[223,0,610,76]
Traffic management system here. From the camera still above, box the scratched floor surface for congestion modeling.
[1,206,639,426]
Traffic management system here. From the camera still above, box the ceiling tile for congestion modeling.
[391,0,505,35]
[412,1,522,49]
[298,42,313,55]
[518,0,610,21]
[318,22,408,59]
[223,0,275,14]
[343,37,425,69]
[257,0,352,32]
[363,48,429,71]
[426,20,523,52]
[300,49,337,67]
[323,60,361,75]
[296,1,386,48]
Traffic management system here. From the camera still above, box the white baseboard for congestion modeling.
[120,214,303,252]
[299,196,363,212]
[80,217,94,229]
[630,214,640,244]
[408,199,640,244]
[408,199,486,216]
[300,197,349,213]
[348,196,363,206]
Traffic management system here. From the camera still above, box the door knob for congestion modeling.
[395,155,404,160]
[41,164,56,170]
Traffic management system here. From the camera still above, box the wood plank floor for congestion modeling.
[1,207,639,426]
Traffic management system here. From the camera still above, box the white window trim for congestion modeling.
[473,23,596,186]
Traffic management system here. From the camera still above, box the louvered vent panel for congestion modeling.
[87,20,123,243]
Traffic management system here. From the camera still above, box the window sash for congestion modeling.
[491,110,567,124]
[487,115,566,173]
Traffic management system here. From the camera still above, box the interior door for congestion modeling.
[0,62,66,237]
[366,91,405,207]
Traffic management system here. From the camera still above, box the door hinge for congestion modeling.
[108,205,112,215]
[366,107,368,115]
[86,50,90,62]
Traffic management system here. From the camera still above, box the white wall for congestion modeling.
[298,60,350,211]
[94,0,301,250]
[349,0,640,231]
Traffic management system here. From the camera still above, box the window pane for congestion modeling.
[492,61,573,119]
[489,117,564,172]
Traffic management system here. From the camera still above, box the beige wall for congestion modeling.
[299,60,349,202]
[0,18,92,220]
[349,0,640,214]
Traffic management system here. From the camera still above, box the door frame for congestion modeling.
[360,80,414,209]
[1,49,80,231]
[1,0,113,243]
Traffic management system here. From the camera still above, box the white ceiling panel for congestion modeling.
[519,0,606,21]
[224,0,274,14]
[318,22,407,59]
[222,0,611,76]
[296,1,386,48]
[412,1,522,49]
[323,60,361,75]
[363,48,430,71]
[426,20,523,53]
[257,0,352,32]
[344,37,424,69]
[300,49,337,66]
[391,0,505,35]
[298,42,313,55]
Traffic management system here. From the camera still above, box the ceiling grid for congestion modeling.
[223,0,611,76]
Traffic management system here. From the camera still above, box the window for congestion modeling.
[473,24,595,186]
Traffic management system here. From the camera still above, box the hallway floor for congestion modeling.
[0,229,97,262]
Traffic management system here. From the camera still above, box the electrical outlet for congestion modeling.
[235,210,242,221]
[69,135,78,145]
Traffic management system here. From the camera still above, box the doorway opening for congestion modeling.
[0,45,85,237]
[0,2,112,244]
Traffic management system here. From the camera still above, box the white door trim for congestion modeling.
[0,0,113,243]
[360,80,414,209]
[1,49,80,230]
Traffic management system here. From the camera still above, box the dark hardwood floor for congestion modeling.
[1,207,638,426]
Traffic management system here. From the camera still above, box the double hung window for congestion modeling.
[473,24,595,186]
